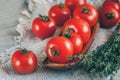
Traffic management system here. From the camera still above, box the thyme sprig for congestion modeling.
[77,23,120,79]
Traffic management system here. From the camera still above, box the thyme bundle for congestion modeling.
[78,24,120,79]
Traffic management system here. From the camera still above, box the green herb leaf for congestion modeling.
[75,23,120,79]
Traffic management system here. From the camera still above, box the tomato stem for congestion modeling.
[51,48,59,58]
[63,25,73,38]
[58,3,64,8]
[22,49,28,54]
[68,55,83,60]
[81,7,89,14]
[106,13,115,20]
[112,0,119,2]
[68,55,79,60]
[39,14,50,21]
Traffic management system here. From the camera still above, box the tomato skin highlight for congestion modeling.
[49,4,71,26]
[12,50,37,74]
[62,18,91,44]
[65,0,87,14]
[46,36,73,63]
[73,4,98,27]
[99,6,120,28]
[32,17,56,39]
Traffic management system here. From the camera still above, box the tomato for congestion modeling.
[32,15,56,39]
[118,2,120,9]
[12,49,37,74]
[49,3,71,26]
[118,1,120,6]
[118,4,120,12]
[103,0,120,14]
[46,36,73,63]
[63,32,83,55]
[73,4,98,27]
[65,0,87,15]
[61,18,91,44]
[99,6,120,28]
[103,0,120,12]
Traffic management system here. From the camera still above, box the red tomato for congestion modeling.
[49,3,71,26]
[61,18,91,44]
[63,32,83,55]
[65,0,87,14]
[118,3,120,13]
[103,0,120,12]
[104,0,120,13]
[100,6,120,28]
[73,4,98,27]
[12,49,37,74]
[118,1,120,6]
[118,2,120,9]
[32,15,56,39]
[46,36,73,63]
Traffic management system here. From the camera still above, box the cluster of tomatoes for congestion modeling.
[32,0,98,63]
[11,0,120,74]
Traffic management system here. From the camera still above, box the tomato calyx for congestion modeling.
[50,48,60,58]
[68,54,83,61]
[16,48,29,54]
[68,55,78,60]
[58,3,64,8]
[68,54,83,60]
[81,7,89,14]
[106,13,115,19]
[21,49,28,54]
[63,25,74,38]
[112,0,119,2]
[39,14,50,21]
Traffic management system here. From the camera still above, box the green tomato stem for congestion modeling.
[63,25,74,38]
[21,49,28,54]
[51,48,59,58]
[58,3,64,8]
[81,7,89,14]
[112,0,119,2]
[106,13,115,20]
[39,14,50,21]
